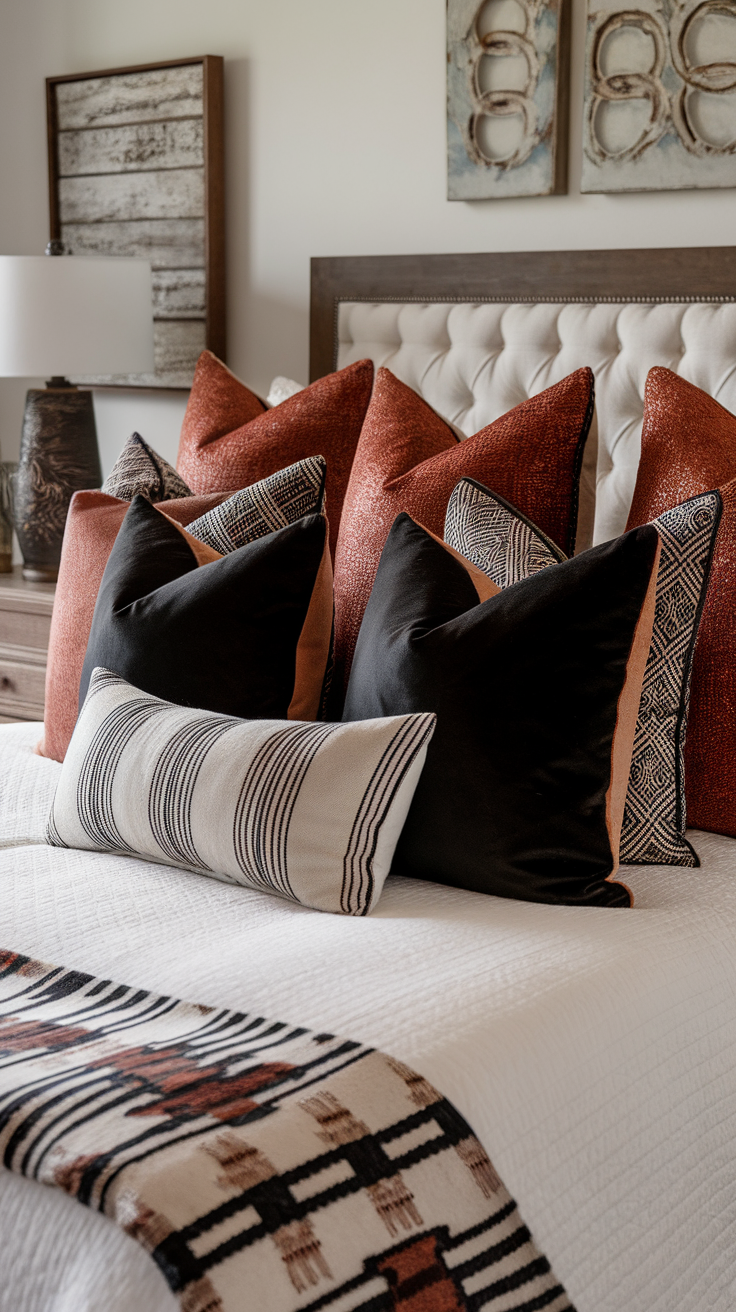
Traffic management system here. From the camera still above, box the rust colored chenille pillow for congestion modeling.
[332,366,594,692]
[627,367,736,838]
[40,490,230,764]
[176,352,374,556]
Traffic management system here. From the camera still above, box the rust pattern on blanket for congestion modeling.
[0,949,574,1312]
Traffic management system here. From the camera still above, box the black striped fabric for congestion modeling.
[187,455,327,554]
[48,668,436,916]
[445,479,722,867]
[0,950,575,1312]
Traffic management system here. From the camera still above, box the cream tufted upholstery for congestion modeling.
[337,300,736,548]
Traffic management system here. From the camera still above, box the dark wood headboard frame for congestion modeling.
[309,247,736,381]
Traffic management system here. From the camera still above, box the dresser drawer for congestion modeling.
[0,658,46,718]
[0,567,55,721]
[0,607,52,654]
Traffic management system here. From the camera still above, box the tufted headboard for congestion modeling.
[310,249,736,548]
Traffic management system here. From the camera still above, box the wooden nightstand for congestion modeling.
[0,567,56,723]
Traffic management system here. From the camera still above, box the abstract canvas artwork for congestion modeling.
[447,0,570,199]
[46,57,224,387]
[582,0,736,193]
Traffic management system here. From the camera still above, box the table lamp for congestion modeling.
[0,247,154,580]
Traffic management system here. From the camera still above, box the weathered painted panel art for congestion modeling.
[60,218,206,267]
[58,120,204,177]
[447,0,570,199]
[582,0,736,192]
[58,169,205,224]
[55,65,203,130]
[48,59,223,388]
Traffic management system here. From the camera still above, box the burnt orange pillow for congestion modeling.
[332,367,594,692]
[627,367,736,838]
[176,352,374,557]
[40,490,228,764]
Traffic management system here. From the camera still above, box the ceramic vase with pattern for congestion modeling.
[12,387,101,582]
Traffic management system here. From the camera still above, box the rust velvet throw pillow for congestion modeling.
[332,367,595,693]
[627,367,736,838]
[176,352,374,557]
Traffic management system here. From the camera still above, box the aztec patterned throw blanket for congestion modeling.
[0,950,574,1312]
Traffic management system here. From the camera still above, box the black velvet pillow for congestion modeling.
[80,495,332,721]
[342,513,661,907]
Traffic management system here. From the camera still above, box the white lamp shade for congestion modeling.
[0,256,154,377]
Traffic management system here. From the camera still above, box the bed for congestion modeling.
[2,246,736,1312]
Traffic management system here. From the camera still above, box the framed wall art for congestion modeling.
[582,0,736,193]
[46,55,224,388]
[447,0,570,199]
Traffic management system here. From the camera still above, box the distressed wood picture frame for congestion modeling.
[582,0,736,194]
[447,0,570,199]
[46,55,225,389]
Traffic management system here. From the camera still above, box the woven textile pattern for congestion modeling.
[620,492,720,864]
[186,456,326,553]
[444,480,564,585]
[332,367,593,695]
[48,669,435,916]
[445,478,720,866]
[627,368,736,839]
[177,353,374,558]
[101,432,192,502]
[0,949,574,1312]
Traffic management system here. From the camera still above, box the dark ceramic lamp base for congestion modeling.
[13,384,102,582]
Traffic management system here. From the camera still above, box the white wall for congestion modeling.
[2,0,736,473]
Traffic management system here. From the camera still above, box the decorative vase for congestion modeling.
[0,462,16,573]
[12,386,101,582]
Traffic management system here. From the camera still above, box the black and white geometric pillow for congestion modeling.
[444,478,565,585]
[186,455,326,554]
[445,478,722,867]
[620,491,721,865]
[48,667,435,916]
[101,432,192,502]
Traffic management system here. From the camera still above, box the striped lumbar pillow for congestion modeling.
[47,668,436,916]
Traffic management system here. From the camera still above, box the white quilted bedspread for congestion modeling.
[1,722,736,1312]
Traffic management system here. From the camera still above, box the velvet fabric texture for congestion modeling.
[80,498,331,722]
[41,490,228,764]
[332,367,594,694]
[176,352,374,557]
[343,513,660,907]
[627,367,736,838]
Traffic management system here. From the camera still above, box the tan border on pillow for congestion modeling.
[417,520,501,603]
[288,519,334,721]
[158,509,223,566]
[163,504,333,724]
[606,535,661,899]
